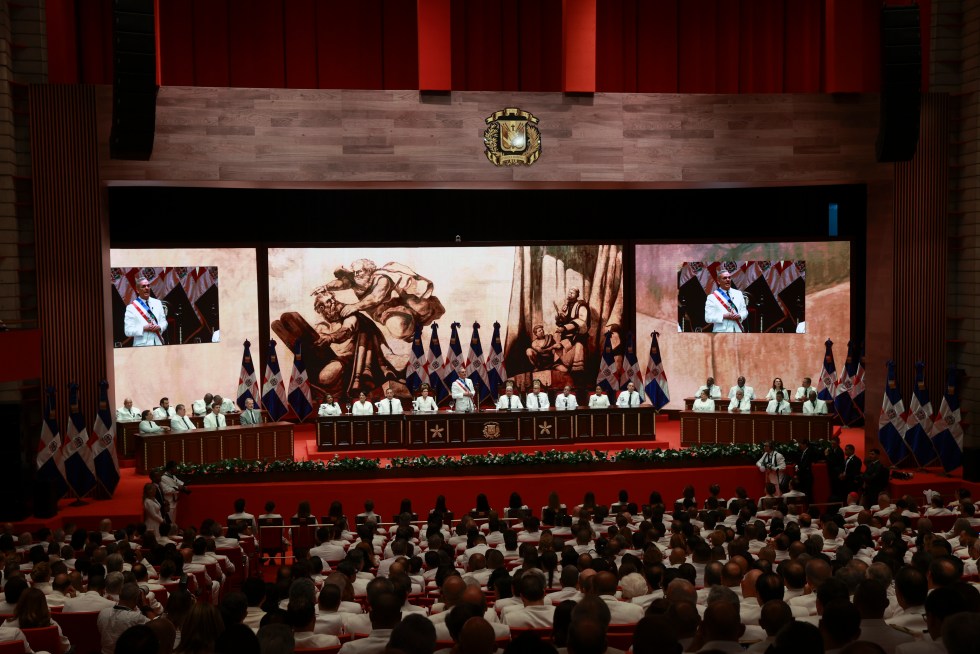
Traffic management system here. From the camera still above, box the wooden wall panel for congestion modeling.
[30,85,110,418]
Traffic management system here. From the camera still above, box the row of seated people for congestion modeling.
[691,389,828,415]
[6,480,980,654]
[317,381,650,417]
[116,393,241,422]
[695,376,821,403]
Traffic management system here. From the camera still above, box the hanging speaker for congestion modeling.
[110,0,158,160]
[875,6,921,163]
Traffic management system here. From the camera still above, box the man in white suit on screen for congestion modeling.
[704,270,748,333]
[124,278,168,346]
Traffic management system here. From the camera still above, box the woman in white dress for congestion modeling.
[692,389,716,412]
[318,393,342,416]
[588,385,610,408]
[765,377,789,401]
[414,385,438,412]
[143,482,165,535]
[351,391,374,416]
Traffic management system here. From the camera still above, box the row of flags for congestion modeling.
[597,331,671,410]
[814,338,964,472]
[235,339,312,423]
[36,381,120,500]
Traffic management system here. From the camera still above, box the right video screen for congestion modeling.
[635,242,851,410]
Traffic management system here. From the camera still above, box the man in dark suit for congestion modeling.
[861,448,889,508]
[795,439,819,501]
[841,444,863,498]
[824,436,845,503]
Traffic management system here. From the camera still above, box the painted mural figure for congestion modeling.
[553,287,590,372]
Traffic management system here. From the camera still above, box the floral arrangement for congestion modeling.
[169,440,823,477]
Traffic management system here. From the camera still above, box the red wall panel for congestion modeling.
[47,0,78,84]
[636,0,678,93]
[738,0,784,93]
[158,0,195,86]
[283,0,319,89]
[192,0,231,86]
[595,0,630,93]
[76,0,113,85]
[784,0,823,93]
[382,0,420,90]
[317,0,384,89]
[418,0,452,90]
[229,0,285,88]
[562,0,596,93]
[678,0,718,93]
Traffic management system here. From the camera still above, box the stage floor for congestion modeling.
[18,419,974,534]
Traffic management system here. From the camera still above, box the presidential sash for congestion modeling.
[711,290,743,331]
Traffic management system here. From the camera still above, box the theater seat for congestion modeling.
[21,625,63,654]
[0,641,25,654]
[52,611,100,654]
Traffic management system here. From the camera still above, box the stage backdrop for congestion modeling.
[268,244,624,406]
[109,249,258,412]
[636,241,851,410]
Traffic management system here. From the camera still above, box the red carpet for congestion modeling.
[15,419,974,534]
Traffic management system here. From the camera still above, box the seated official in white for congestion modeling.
[616,382,642,407]
[728,377,754,401]
[794,377,815,401]
[766,391,792,414]
[497,386,524,410]
[138,410,169,433]
[801,391,828,415]
[116,398,141,422]
[214,394,239,413]
[203,403,227,428]
[191,394,214,416]
[170,404,195,431]
[695,377,723,399]
[728,391,751,413]
[152,397,176,421]
[318,393,342,416]
[555,386,578,410]
[413,386,438,412]
[692,390,716,412]
[588,385,610,409]
[765,377,790,401]
[525,382,550,410]
[377,388,403,415]
[351,392,374,416]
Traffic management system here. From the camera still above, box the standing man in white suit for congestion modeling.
[704,270,748,333]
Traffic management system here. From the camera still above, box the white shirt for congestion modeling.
[203,411,227,428]
[696,385,723,399]
[352,400,374,416]
[377,397,403,414]
[116,406,141,421]
[756,450,786,472]
[98,605,149,654]
[588,393,610,408]
[526,391,550,410]
[414,396,438,412]
[319,402,342,416]
[795,386,814,400]
[152,406,176,421]
[170,415,195,431]
[555,393,578,410]
[693,398,716,412]
[497,394,524,410]
[766,400,791,414]
[729,385,755,400]
[728,397,752,412]
[616,390,641,407]
[802,399,828,414]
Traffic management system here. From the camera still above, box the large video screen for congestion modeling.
[636,242,850,410]
[268,245,624,406]
[109,249,258,412]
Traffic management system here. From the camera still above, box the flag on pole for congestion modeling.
[427,323,449,405]
[930,366,964,472]
[622,332,643,397]
[287,341,314,421]
[850,343,866,418]
[905,362,938,467]
[36,386,67,499]
[815,339,837,404]
[91,379,120,496]
[466,322,491,405]
[643,331,670,410]
[236,339,261,409]
[262,340,289,421]
[485,321,508,401]
[834,341,860,424]
[62,383,97,499]
[878,360,911,465]
[406,325,428,395]
[441,322,465,395]
[596,331,621,395]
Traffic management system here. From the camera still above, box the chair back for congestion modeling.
[216,547,245,591]
[509,626,552,642]
[21,625,63,654]
[290,516,318,553]
[606,623,636,650]
[52,611,101,654]
[0,641,24,654]
[258,517,285,552]
[294,646,342,653]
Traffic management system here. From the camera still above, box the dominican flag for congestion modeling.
[262,340,289,421]
[427,323,449,404]
[931,366,964,472]
[815,339,837,404]
[406,325,428,394]
[91,380,120,496]
[485,321,508,401]
[287,341,314,421]
[878,360,911,465]
[441,322,465,395]
[236,339,261,410]
[621,332,643,397]
[36,386,67,499]
[596,331,621,395]
[905,362,938,467]
[850,343,867,418]
[62,383,97,498]
[834,341,861,424]
[643,331,670,410]
[466,322,492,405]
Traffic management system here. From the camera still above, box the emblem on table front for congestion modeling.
[484,108,541,167]
[539,422,552,435]
[429,425,444,440]
[482,422,501,439]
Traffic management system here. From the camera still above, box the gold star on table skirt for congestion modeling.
[539,422,552,435]
[430,425,444,439]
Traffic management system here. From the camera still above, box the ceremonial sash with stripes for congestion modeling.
[712,290,743,332]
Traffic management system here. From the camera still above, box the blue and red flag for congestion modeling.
[237,339,261,410]
[643,331,670,410]
[905,362,938,467]
[930,366,964,472]
[62,383,97,498]
[287,341,314,421]
[878,360,911,465]
[815,339,837,404]
[36,386,67,499]
[262,340,289,421]
[466,322,492,405]
[427,323,449,405]
[596,331,620,395]
[485,321,508,401]
[406,325,428,395]
[92,380,120,496]
[622,332,643,398]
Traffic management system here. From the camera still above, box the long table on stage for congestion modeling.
[119,412,244,458]
[316,407,656,451]
[679,410,833,446]
[136,421,293,474]
[683,398,805,413]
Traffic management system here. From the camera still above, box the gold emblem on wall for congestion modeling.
[482,422,501,439]
[484,108,541,166]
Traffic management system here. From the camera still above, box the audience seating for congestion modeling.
[21,626,63,654]
[295,647,342,654]
[509,626,553,642]
[606,623,637,650]
[0,641,24,654]
[258,516,286,562]
[51,611,100,654]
